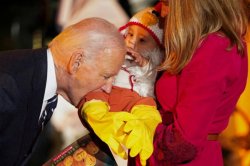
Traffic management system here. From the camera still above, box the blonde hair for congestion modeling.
[160,0,248,74]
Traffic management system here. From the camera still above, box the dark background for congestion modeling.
[0,0,158,51]
[0,0,59,50]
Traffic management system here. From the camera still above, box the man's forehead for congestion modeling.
[90,47,124,60]
[100,53,124,73]
[95,49,124,63]
[104,48,112,54]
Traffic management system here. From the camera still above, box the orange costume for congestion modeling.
[85,86,156,112]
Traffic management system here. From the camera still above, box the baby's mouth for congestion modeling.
[125,54,134,60]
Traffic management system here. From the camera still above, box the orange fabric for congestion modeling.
[84,86,156,112]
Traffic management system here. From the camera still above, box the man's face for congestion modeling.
[69,48,125,106]
[125,25,158,54]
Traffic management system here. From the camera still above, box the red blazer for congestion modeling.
[150,33,248,166]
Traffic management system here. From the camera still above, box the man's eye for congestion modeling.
[104,76,110,80]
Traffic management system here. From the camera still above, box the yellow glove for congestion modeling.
[81,100,134,159]
[123,105,162,166]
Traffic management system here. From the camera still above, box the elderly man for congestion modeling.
[0,17,126,166]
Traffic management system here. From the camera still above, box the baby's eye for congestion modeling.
[140,38,146,43]
[128,32,133,37]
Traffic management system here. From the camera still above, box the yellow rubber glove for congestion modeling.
[123,105,162,166]
[81,100,134,159]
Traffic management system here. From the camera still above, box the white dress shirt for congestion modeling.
[39,49,57,120]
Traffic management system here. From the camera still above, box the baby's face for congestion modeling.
[125,25,158,54]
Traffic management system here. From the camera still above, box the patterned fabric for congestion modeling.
[39,95,58,129]
[149,124,197,166]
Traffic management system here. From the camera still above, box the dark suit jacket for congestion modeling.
[0,48,47,165]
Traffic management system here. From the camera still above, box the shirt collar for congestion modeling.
[44,49,57,101]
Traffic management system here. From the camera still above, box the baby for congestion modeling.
[116,6,163,98]
[84,6,164,111]
[80,6,164,166]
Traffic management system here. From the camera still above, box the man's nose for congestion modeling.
[101,77,114,93]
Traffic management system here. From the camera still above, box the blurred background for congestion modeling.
[0,0,159,51]
[0,0,249,165]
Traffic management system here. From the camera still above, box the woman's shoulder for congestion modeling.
[186,32,243,71]
[199,32,230,49]
[195,32,240,59]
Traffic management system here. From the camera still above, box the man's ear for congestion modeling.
[68,50,84,74]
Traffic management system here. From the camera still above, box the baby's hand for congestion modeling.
[127,48,148,67]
